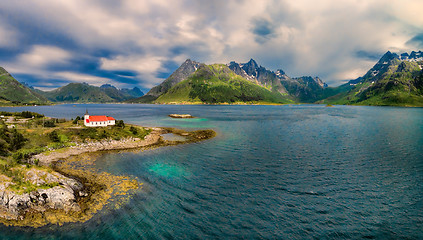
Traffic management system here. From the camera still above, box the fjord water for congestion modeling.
[0,104,422,239]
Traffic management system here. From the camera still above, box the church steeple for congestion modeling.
[84,109,90,125]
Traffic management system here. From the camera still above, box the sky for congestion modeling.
[0,0,422,92]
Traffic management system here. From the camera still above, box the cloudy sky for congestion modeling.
[0,0,422,92]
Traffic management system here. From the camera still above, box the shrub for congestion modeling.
[43,120,56,127]
[0,139,8,156]
[48,130,60,142]
[73,116,81,124]
[130,126,138,135]
[115,120,125,128]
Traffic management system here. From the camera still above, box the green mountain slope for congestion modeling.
[155,64,293,104]
[0,67,48,105]
[41,83,144,103]
[42,83,115,103]
[132,59,202,103]
[323,51,423,106]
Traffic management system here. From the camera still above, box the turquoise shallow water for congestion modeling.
[0,104,422,239]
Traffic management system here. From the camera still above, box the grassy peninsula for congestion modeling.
[0,111,215,227]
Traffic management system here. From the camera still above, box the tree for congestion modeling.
[0,139,8,156]
[115,120,125,128]
[9,129,26,151]
[21,111,33,118]
[73,116,80,124]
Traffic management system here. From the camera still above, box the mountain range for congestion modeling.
[1,50,422,106]
[0,67,143,105]
[133,58,331,104]
[322,51,423,106]
[39,83,143,103]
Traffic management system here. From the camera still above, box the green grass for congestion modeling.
[8,179,60,194]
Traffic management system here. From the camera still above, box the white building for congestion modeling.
[84,111,116,127]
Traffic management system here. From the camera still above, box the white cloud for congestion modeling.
[0,45,120,88]
[51,72,114,87]
[100,55,164,74]
[1,45,71,79]
[0,24,19,47]
[1,0,423,88]
[17,45,71,68]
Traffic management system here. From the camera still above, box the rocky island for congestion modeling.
[168,114,195,118]
[0,111,215,227]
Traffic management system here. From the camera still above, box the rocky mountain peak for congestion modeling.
[247,58,259,68]
[144,59,203,97]
[313,77,327,88]
[182,59,195,66]
[179,59,202,71]
[378,51,399,64]
[400,51,423,61]
[275,69,286,75]
[100,84,117,89]
[242,59,259,76]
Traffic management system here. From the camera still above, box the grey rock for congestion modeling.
[0,169,84,220]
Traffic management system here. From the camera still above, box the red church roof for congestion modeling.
[85,115,115,123]
[88,115,108,122]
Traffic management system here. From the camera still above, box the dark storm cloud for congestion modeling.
[407,33,423,48]
[355,50,384,61]
[251,18,277,43]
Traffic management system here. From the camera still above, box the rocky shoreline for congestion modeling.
[0,127,216,227]
[31,127,165,166]
[0,169,83,221]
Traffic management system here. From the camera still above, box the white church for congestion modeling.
[84,110,116,127]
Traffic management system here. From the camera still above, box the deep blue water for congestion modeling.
[0,104,422,239]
